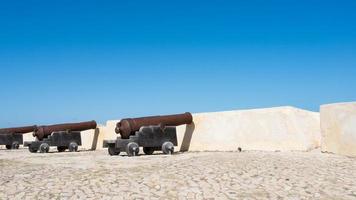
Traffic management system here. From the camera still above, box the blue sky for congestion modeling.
[0,0,355,126]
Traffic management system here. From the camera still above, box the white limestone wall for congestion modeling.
[321,102,356,157]
[79,128,101,150]
[23,132,35,143]
[177,106,320,151]
[97,120,120,147]
[95,106,321,152]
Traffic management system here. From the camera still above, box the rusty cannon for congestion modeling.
[0,125,37,149]
[104,112,193,156]
[115,112,193,139]
[24,120,97,153]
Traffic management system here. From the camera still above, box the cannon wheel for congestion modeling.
[68,142,78,152]
[108,146,120,156]
[28,145,38,153]
[5,145,12,149]
[162,141,174,155]
[126,142,139,157]
[143,147,155,155]
[12,141,20,149]
[57,146,67,152]
[39,143,50,153]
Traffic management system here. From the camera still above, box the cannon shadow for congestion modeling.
[90,128,100,150]
[179,122,195,152]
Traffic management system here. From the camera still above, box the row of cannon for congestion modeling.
[0,112,193,156]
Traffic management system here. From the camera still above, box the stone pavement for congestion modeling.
[0,149,355,199]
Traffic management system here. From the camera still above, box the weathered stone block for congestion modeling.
[321,102,356,156]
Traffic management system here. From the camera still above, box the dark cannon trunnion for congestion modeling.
[103,125,178,156]
[24,131,82,153]
[0,134,23,149]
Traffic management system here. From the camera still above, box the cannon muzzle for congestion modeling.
[115,112,193,139]
[33,120,97,140]
[0,125,37,135]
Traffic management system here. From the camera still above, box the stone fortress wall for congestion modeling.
[17,102,356,156]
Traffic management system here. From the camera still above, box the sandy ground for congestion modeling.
[0,148,356,200]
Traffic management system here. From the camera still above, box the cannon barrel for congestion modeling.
[115,112,193,139]
[33,120,97,140]
[0,125,37,135]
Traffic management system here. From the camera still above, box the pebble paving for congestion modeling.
[0,149,356,199]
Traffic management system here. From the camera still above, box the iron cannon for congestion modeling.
[25,120,97,153]
[33,120,97,140]
[104,112,193,156]
[0,125,36,149]
[115,112,193,139]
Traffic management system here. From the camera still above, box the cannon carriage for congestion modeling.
[104,112,192,156]
[0,125,36,150]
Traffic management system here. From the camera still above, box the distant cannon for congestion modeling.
[104,112,193,156]
[0,125,37,135]
[0,125,36,149]
[24,121,97,153]
[33,121,97,140]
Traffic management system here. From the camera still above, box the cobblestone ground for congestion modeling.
[0,149,356,200]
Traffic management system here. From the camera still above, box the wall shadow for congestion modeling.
[180,122,195,152]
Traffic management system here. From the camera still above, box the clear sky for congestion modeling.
[0,0,355,126]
